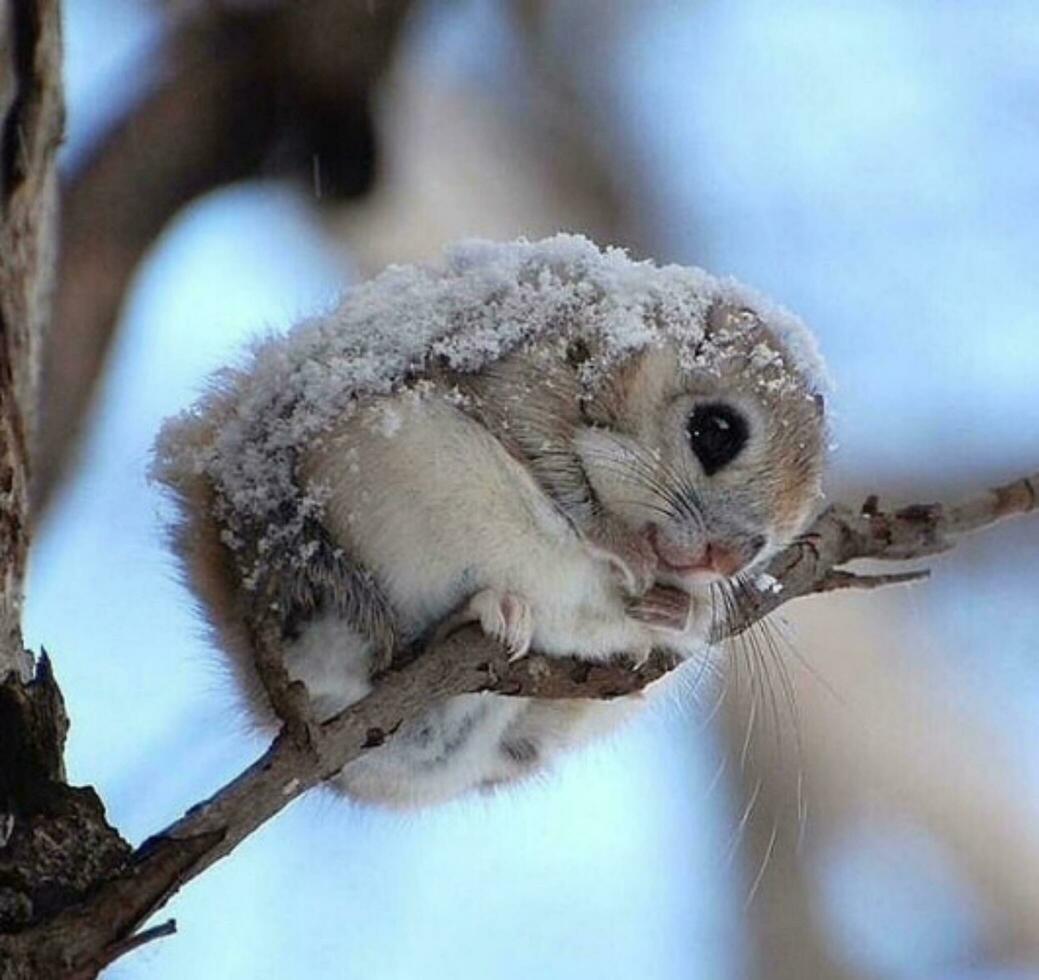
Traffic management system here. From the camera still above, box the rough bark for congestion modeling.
[0,0,60,681]
[0,2,133,979]
[0,657,131,942]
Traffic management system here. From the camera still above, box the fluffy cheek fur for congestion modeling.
[573,411,822,585]
[573,427,671,535]
[573,425,766,564]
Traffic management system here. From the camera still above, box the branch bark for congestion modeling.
[0,3,138,979]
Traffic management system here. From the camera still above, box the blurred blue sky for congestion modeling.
[26,1,1039,977]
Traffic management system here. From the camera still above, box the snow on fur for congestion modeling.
[153,234,826,583]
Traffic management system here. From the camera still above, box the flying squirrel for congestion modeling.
[154,235,828,808]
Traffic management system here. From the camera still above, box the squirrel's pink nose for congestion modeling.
[706,535,767,577]
[647,526,767,580]
[705,542,743,577]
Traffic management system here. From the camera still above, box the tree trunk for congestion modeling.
[0,4,133,978]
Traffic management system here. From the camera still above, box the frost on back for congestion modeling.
[153,233,826,587]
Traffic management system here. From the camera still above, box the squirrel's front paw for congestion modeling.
[467,589,535,660]
[585,518,658,597]
[626,585,692,634]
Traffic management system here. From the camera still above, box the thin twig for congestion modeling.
[811,568,930,593]
[77,919,177,979]
[716,471,1039,638]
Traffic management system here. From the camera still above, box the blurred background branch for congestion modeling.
[32,0,415,521]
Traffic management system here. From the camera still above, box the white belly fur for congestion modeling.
[282,392,708,807]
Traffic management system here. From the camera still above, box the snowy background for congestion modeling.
[26,1,1039,977]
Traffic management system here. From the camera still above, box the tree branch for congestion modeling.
[714,471,1038,638]
[0,3,140,978]
[6,469,1036,975]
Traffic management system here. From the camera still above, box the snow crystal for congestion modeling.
[749,341,782,371]
[153,234,827,585]
[754,573,783,594]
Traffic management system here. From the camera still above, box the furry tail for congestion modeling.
[153,406,276,727]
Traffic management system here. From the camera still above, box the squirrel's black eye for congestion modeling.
[687,403,749,476]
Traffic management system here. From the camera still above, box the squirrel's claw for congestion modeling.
[468,589,535,660]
